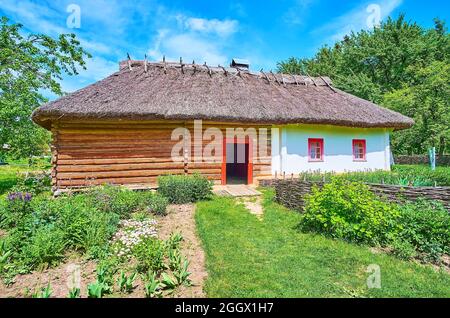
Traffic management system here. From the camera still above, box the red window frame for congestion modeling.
[352,139,367,161]
[308,138,324,162]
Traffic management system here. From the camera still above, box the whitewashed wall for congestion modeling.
[271,124,392,174]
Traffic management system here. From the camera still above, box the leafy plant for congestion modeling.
[117,271,136,293]
[168,249,182,271]
[165,232,183,251]
[143,271,162,298]
[20,226,66,268]
[32,283,52,298]
[299,178,401,245]
[0,240,12,272]
[14,172,51,195]
[158,174,212,204]
[148,193,169,216]
[68,287,81,298]
[160,272,177,291]
[87,263,115,298]
[393,199,450,263]
[87,281,109,298]
[133,238,166,273]
[1,191,33,228]
[173,258,192,286]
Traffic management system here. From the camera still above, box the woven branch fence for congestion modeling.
[259,179,450,211]
[394,155,450,166]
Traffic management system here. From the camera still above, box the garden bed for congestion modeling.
[0,203,206,298]
[0,174,213,298]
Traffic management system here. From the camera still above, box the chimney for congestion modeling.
[230,58,250,71]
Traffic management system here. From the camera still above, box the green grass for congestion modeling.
[0,165,30,196]
[195,189,450,298]
[0,159,50,196]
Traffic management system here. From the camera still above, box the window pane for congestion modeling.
[354,141,365,159]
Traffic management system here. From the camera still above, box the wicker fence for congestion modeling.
[394,155,450,166]
[259,179,450,211]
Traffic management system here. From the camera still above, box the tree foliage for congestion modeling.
[277,15,449,154]
[0,16,91,160]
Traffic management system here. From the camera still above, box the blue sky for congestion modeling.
[1,0,448,99]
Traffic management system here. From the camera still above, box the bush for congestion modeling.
[85,185,143,218]
[157,174,212,204]
[133,238,166,273]
[20,225,66,268]
[1,191,33,228]
[393,200,450,263]
[299,178,401,245]
[0,185,152,279]
[15,171,51,195]
[148,194,169,216]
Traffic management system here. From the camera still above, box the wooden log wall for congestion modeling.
[52,120,272,192]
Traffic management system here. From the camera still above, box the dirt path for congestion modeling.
[156,204,207,298]
[237,196,264,220]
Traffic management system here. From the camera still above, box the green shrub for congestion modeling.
[143,271,163,298]
[1,191,33,229]
[32,193,120,257]
[133,238,166,273]
[157,174,212,204]
[85,185,143,218]
[299,178,401,245]
[15,171,51,195]
[20,225,66,268]
[148,193,169,216]
[394,200,450,263]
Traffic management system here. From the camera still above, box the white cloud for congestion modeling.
[184,18,239,37]
[79,56,118,81]
[2,0,243,94]
[313,0,403,42]
[165,34,228,65]
[57,56,118,93]
[147,15,239,66]
[283,0,315,26]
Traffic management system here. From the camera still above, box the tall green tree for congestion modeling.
[0,16,91,161]
[277,15,449,154]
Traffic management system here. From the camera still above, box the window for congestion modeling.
[353,139,366,161]
[308,138,324,162]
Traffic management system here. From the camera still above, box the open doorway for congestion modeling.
[221,138,253,185]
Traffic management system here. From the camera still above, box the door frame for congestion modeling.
[221,136,253,185]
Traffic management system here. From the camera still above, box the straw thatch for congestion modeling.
[32,61,414,130]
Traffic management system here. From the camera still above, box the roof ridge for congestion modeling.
[118,60,333,87]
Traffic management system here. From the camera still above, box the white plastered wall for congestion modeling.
[271,124,392,174]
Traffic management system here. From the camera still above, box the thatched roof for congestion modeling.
[32,61,413,130]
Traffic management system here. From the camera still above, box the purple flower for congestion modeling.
[24,192,32,202]
[7,191,33,202]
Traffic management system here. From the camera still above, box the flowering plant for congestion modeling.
[112,219,158,257]
[2,191,34,228]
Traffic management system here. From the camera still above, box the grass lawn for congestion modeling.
[0,159,50,196]
[0,165,29,195]
[195,189,450,297]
